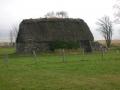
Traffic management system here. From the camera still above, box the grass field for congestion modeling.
[97,40,120,46]
[0,47,120,90]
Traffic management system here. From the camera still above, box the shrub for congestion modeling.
[49,41,80,51]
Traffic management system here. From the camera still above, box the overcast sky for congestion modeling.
[0,0,119,42]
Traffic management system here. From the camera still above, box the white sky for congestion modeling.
[0,0,119,42]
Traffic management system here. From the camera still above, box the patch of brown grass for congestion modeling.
[97,40,120,46]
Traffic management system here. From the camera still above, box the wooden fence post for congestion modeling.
[3,53,9,67]
[32,50,37,63]
[62,49,65,63]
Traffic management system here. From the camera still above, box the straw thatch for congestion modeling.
[16,18,94,53]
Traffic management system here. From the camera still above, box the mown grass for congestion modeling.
[0,47,120,90]
[0,47,15,55]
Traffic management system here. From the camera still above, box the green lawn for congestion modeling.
[0,48,120,90]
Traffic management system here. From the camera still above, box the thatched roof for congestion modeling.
[16,18,94,43]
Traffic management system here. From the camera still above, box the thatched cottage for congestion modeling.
[16,18,94,53]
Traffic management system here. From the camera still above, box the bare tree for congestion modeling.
[45,11,56,18]
[9,30,14,46]
[56,11,68,18]
[113,0,120,23]
[45,11,68,18]
[96,16,113,48]
[12,26,18,40]
[9,25,18,46]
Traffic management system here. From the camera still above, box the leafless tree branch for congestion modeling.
[96,16,113,48]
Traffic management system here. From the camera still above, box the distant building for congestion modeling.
[16,18,94,53]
